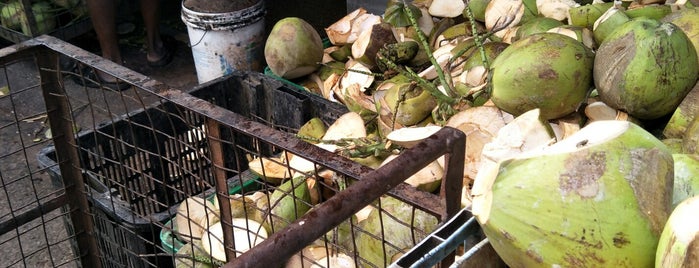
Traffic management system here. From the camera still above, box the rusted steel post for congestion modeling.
[440,126,466,267]
[36,48,101,267]
[225,127,466,268]
[205,118,236,261]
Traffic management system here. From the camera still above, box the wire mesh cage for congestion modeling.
[0,0,91,43]
[1,35,473,268]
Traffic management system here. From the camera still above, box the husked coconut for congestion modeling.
[655,196,699,268]
[386,125,443,148]
[201,218,268,262]
[325,8,381,45]
[428,0,466,18]
[175,196,219,243]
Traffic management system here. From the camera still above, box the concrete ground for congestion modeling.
[0,0,350,266]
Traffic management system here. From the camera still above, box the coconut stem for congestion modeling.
[376,53,456,105]
[402,0,456,98]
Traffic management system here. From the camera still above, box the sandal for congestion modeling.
[148,35,176,67]
[70,66,131,91]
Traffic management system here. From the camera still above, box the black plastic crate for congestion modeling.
[36,71,349,267]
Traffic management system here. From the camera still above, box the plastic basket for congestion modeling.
[36,71,349,267]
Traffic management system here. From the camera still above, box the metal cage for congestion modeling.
[0,35,475,268]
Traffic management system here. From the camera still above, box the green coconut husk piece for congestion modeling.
[655,196,699,268]
[671,154,699,208]
[473,120,673,267]
[568,2,614,29]
[663,81,699,139]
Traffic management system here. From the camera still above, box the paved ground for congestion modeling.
[0,4,198,267]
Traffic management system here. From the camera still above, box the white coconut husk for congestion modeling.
[655,195,699,268]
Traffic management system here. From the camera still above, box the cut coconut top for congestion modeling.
[531,120,631,157]
[665,196,699,242]
[386,125,442,148]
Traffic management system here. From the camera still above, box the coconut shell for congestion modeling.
[594,18,699,120]
[490,33,594,120]
[265,17,324,79]
[567,2,613,29]
[655,196,699,268]
[474,120,673,267]
[671,154,699,208]
[354,196,439,267]
[663,81,699,139]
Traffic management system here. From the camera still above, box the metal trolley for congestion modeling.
[0,35,478,267]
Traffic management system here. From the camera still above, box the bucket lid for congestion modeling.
[181,0,265,31]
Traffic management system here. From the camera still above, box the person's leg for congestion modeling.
[86,0,122,64]
[140,0,169,64]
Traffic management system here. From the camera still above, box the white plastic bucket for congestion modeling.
[181,0,266,84]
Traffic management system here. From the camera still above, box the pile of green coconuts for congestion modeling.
[264,0,699,267]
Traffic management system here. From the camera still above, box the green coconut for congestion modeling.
[21,2,56,35]
[661,6,699,67]
[297,117,327,142]
[473,120,673,267]
[265,174,312,233]
[490,33,595,120]
[624,4,671,20]
[264,17,324,79]
[663,82,699,139]
[513,17,564,41]
[592,5,630,45]
[381,82,437,126]
[465,0,491,22]
[594,18,699,120]
[671,154,699,208]
[461,41,509,71]
[567,2,613,29]
[1,1,23,30]
[655,195,699,268]
[354,196,439,267]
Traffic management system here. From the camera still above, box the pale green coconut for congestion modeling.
[513,17,564,41]
[594,18,699,120]
[490,33,594,120]
[655,196,699,268]
[671,154,699,208]
[663,81,699,139]
[264,17,324,79]
[265,174,312,233]
[473,120,673,267]
[661,6,699,67]
[567,2,613,29]
[354,196,439,267]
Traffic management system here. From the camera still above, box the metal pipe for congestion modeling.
[36,46,102,268]
[206,118,236,262]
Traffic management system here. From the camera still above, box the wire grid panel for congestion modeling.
[0,42,85,267]
[7,35,465,268]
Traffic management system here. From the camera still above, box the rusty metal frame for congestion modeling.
[1,35,468,268]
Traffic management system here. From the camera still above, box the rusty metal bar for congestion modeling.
[225,127,466,268]
[206,118,236,262]
[439,127,466,267]
[0,193,67,235]
[36,46,102,268]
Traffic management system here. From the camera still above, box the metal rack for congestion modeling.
[0,35,473,267]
